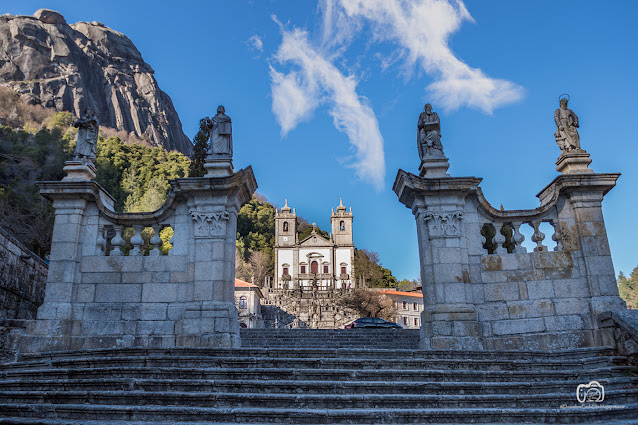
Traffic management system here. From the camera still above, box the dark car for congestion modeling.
[346,317,402,329]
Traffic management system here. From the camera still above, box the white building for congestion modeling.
[273,199,354,291]
[379,289,423,329]
[234,278,263,328]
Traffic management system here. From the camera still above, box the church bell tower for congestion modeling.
[330,198,353,246]
[275,199,297,247]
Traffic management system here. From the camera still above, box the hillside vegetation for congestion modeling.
[1,95,403,287]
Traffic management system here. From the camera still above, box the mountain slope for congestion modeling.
[0,9,192,155]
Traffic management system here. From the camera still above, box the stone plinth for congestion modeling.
[61,160,96,182]
[394,168,626,350]
[418,154,450,177]
[19,168,256,353]
[555,151,593,175]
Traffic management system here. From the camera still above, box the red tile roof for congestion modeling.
[234,278,257,288]
[379,289,423,298]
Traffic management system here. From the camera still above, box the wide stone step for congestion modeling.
[1,389,637,409]
[13,346,616,363]
[0,403,637,423]
[1,355,622,373]
[2,365,630,383]
[1,420,637,425]
[0,377,636,395]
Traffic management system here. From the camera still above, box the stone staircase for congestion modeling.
[0,330,636,424]
[239,328,421,349]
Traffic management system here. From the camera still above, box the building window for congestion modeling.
[283,222,289,232]
[283,267,289,275]
[402,301,407,310]
[413,302,418,311]
[239,296,247,309]
[323,265,329,274]
[339,220,345,231]
[403,317,408,325]
[414,318,419,326]
[341,266,347,275]
[311,261,318,274]
[301,265,306,274]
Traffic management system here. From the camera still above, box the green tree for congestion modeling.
[189,118,209,177]
[354,248,397,288]
[618,267,638,309]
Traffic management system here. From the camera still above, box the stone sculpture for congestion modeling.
[73,108,99,164]
[417,103,444,160]
[554,97,580,153]
[205,105,233,159]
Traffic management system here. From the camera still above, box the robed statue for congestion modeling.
[417,103,444,161]
[205,105,233,159]
[554,97,580,153]
[73,108,99,163]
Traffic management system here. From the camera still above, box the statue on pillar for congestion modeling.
[73,107,99,164]
[554,96,580,153]
[205,105,233,159]
[417,103,444,160]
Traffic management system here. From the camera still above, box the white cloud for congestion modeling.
[270,28,386,189]
[336,0,524,113]
[248,35,263,52]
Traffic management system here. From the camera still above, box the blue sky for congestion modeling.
[5,1,638,280]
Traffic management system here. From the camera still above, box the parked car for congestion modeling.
[345,317,402,329]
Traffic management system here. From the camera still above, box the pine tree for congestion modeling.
[189,118,209,177]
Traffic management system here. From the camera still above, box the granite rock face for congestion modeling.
[0,10,193,155]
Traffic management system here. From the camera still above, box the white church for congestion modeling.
[274,199,355,291]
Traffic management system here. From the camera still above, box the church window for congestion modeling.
[239,296,247,309]
[413,302,418,310]
[402,301,407,310]
[340,220,345,231]
[341,266,347,275]
[414,318,419,326]
[301,265,306,274]
[311,261,318,274]
[323,265,329,274]
[283,222,288,232]
[403,317,408,325]
[283,267,289,276]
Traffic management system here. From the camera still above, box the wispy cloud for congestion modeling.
[247,35,264,52]
[270,26,385,189]
[336,0,524,113]
[269,0,523,189]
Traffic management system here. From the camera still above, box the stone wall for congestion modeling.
[394,171,627,351]
[20,168,256,353]
[0,227,47,320]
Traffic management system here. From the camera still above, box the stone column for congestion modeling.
[537,174,627,345]
[173,169,256,348]
[394,171,484,349]
[22,181,115,352]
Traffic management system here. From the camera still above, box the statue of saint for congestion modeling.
[417,103,444,160]
[554,97,580,153]
[73,108,99,163]
[205,105,233,158]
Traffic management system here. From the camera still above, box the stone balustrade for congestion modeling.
[20,168,257,353]
[395,170,627,351]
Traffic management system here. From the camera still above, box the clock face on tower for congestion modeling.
[283,237,288,241]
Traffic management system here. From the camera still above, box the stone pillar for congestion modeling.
[394,171,484,350]
[174,171,256,347]
[537,174,627,345]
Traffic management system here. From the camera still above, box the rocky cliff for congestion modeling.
[0,9,192,155]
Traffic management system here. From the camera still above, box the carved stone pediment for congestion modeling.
[424,211,463,238]
[190,210,230,238]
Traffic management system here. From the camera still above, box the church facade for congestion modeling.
[273,199,355,291]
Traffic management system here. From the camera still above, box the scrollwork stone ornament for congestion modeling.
[424,211,463,239]
[190,210,230,238]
